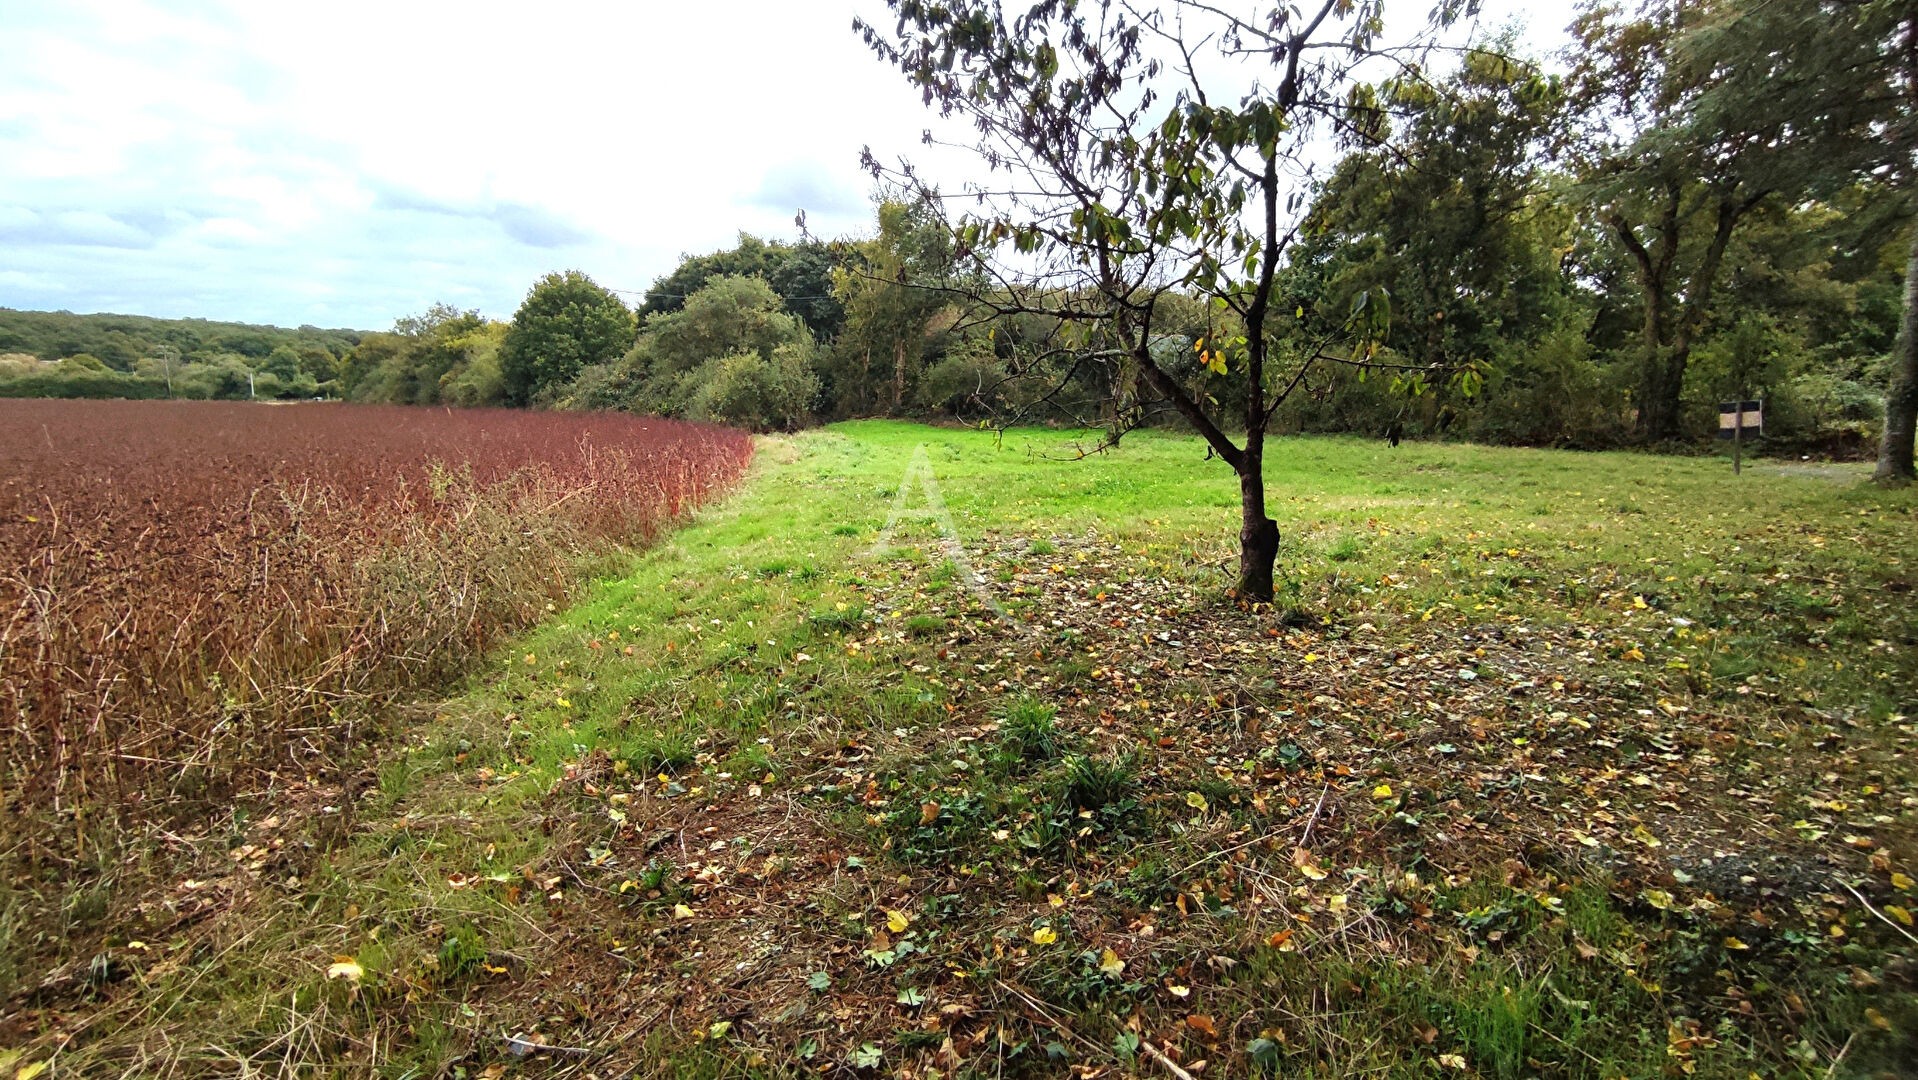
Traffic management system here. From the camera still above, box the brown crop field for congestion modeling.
[0,400,751,847]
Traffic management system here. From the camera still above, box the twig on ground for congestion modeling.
[505,1032,595,1056]
[1825,1031,1857,1080]
[1140,1038,1197,1080]
[1299,782,1331,849]
[1835,877,1918,946]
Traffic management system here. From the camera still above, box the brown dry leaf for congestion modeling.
[1186,1014,1218,1039]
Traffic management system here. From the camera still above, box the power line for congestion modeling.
[607,287,841,302]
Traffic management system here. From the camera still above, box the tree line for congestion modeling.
[329,0,1909,484]
[0,309,358,401]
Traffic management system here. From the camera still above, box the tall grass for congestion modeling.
[0,400,751,843]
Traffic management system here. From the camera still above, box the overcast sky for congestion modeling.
[0,0,1576,331]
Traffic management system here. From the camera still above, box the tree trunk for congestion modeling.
[1235,455,1280,603]
[893,339,908,413]
[1634,288,1689,442]
[1637,346,1689,443]
[1875,226,1918,484]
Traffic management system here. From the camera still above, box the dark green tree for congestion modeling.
[640,235,847,340]
[1677,0,1916,477]
[829,198,958,415]
[500,271,636,406]
[1297,45,1574,440]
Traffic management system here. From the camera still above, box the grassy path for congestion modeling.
[15,422,1916,1078]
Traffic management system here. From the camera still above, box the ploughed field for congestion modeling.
[0,399,750,832]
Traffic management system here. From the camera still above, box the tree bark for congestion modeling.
[893,339,908,412]
[1236,455,1280,602]
[1633,288,1685,441]
[1615,188,1761,443]
[1875,226,1918,484]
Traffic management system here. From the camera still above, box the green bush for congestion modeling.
[684,343,819,431]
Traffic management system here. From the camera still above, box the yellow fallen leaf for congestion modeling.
[1099,948,1125,978]
[1723,937,1750,951]
[1032,926,1058,945]
[887,909,911,934]
[326,958,363,983]
[1299,863,1328,881]
[1884,905,1914,927]
[17,1063,49,1080]
[1631,824,1662,848]
[1892,872,1914,891]
[673,904,696,919]
[1185,791,1209,811]
[1167,983,1190,998]
[1372,784,1394,800]
[1643,889,1674,911]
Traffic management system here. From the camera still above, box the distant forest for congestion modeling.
[0,308,359,401]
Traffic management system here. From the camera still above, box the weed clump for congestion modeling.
[1061,751,1138,811]
[997,698,1063,762]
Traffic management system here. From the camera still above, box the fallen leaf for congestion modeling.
[887,909,911,934]
[1372,783,1394,800]
[1099,948,1126,978]
[673,903,696,919]
[1032,926,1058,945]
[326,958,363,983]
[1185,1014,1218,1038]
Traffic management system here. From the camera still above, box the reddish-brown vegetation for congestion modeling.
[0,400,750,836]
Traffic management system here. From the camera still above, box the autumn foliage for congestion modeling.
[0,400,750,831]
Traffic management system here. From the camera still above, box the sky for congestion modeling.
[0,0,1576,331]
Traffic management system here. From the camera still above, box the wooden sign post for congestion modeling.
[1717,399,1762,474]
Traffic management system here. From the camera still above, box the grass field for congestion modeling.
[5,420,1916,1078]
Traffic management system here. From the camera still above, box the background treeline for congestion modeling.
[0,309,359,401]
[9,0,1910,458]
[331,5,1909,455]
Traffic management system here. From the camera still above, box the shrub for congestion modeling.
[685,343,820,431]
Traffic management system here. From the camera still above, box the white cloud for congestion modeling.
[0,0,1574,329]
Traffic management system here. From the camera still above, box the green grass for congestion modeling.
[18,421,1916,1079]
